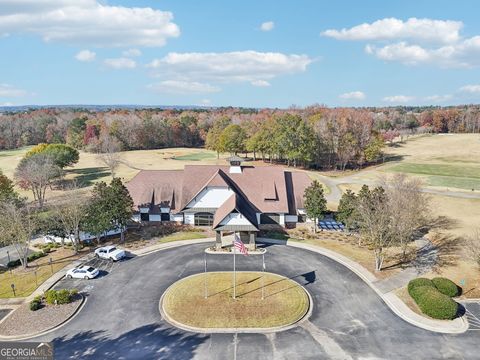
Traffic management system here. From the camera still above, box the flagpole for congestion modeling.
[204,252,207,299]
[261,252,265,300]
[233,232,236,300]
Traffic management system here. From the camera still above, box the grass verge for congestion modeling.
[162,272,309,328]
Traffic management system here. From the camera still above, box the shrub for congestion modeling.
[407,278,434,294]
[413,286,458,320]
[432,277,460,297]
[30,299,42,311]
[45,289,76,305]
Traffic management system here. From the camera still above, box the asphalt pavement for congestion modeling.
[30,243,480,360]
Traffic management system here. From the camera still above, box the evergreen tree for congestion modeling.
[336,189,358,231]
[108,178,134,242]
[303,180,327,233]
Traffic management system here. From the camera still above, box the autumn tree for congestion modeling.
[54,186,88,253]
[97,135,122,178]
[15,153,62,208]
[26,143,79,168]
[0,202,37,269]
[219,124,247,155]
[205,116,231,158]
[303,180,327,233]
[381,174,430,262]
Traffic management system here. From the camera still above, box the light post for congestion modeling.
[11,283,15,297]
[49,258,53,274]
[204,252,208,299]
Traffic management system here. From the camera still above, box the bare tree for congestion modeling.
[0,202,36,269]
[465,229,480,267]
[380,173,430,262]
[356,187,393,271]
[97,135,122,178]
[14,153,62,208]
[53,184,88,253]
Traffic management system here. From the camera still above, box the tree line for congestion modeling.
[1,105,479,153]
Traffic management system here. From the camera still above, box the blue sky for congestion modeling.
[0,0,480,107]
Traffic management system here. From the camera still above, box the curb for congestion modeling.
[131,238,215,257]
[159,271,313,334]
[0,294,87,341]
[266,239,469,334]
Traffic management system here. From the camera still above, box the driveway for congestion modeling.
[0,244,34,267]
[31,243,478,359]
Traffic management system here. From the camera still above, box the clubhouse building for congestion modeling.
[126,157,312,249]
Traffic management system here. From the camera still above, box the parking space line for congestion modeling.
[464,307,480,330]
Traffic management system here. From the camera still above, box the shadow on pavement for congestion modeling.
[51,324,208,360]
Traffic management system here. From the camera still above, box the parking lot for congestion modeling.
[463,302,480,331]
[53,254,131,293]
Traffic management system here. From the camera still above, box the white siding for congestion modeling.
[279,213,285,226]
[184,213,194,225]
[285,215,298,223]
[160,207,170,213]
[219,213,253,226]
[171,214,184,222]
[186,187,233,209]
[140,207,149,213]
[132,214,141,222]
[297,208,306,215]
[256,213,261,224]
[149,214,161,222]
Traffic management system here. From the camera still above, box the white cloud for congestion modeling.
[383,95,414,103]
[260,21,275,32]
[1,102,14,106]
[147,51,312,86]
[460,84,480,93]
[339,91,366,100]
[365,39,480,68]
[424,94,453,103]
[0,0,180,47]
[147,80,220,94]
[199,99,212,106]
[322,17,462,44]
[104,58,136,69]
[0,83,27,97]
[251,80,271,87]
[75,49,96,62]
[122,48,142,57]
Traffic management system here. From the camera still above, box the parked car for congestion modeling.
[94,246,126,262]
[66,265,99,280]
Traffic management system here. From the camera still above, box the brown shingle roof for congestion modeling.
[127,165,312,215]
[126,170,184,209]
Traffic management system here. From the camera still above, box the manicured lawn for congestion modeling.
[0,248,88,298]
[390,163,480,180]
[173,151,217,161]
[162,272,309,328]
[157,231,208,243]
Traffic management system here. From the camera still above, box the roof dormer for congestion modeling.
[227,155,244,174]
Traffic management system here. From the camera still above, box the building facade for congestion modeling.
[126,157,312,249]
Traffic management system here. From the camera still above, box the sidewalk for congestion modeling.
[259,237,469,334]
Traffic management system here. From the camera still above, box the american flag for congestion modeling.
[234,234,248,256]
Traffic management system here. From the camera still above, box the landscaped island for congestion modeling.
[161,272,310,330]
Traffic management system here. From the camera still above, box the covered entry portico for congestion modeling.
[214,226,258,251]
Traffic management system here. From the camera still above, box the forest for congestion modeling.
[1,104,479,170]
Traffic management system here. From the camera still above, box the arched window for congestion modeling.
[194,212,214,226]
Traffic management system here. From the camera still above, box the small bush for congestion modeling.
[45,289,76,305]
[432,277,460,297]
[30,299,42,311]
[407,278,434,293]
[414,286,458,320]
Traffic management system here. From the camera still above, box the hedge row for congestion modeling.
[7,251,47,268]
[407,277,460,320]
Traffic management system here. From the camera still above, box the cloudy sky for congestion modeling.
[0,0,479,107]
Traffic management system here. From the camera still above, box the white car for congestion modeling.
[94,246,126,262]
[66,266,99,280]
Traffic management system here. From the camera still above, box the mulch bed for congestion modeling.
[0,294,83,337]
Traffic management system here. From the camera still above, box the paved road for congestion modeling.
[0,245,34,267]
[31,243,478,360]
